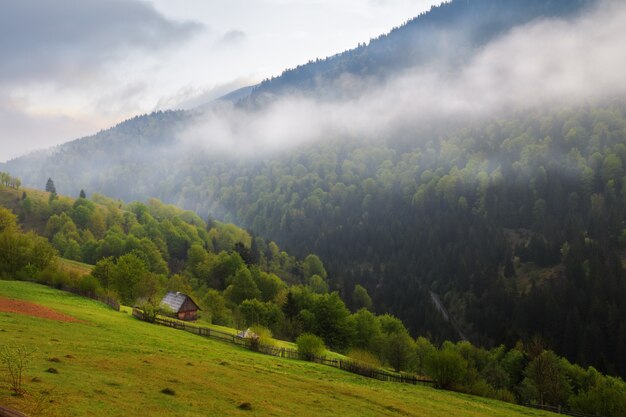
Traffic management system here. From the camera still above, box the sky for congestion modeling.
[0,0,439,162]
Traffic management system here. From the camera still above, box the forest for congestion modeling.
[1,181,626,415]
[3,97,626,379]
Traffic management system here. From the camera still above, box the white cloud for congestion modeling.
[0,0,439,162]
[181,1,626,157]
[0,0,202,86]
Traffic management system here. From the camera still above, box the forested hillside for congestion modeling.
[3,185,626,416]
[2,0,625,379]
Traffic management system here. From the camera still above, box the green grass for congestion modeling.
[57,258,94,277]
[0,281,556,417]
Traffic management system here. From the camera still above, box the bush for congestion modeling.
[0,344,37,395]
[139,298,166,323]
[296,333,325,361]
[78,275,102,297]
[425,347,468,389]
[249,325,276,350]
[495,388,516,404]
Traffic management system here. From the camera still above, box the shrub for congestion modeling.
[78,275,101,297]
[248,325,275,351]
[495,388,516,404]
[138,297,165,323]
[0,344,36,395]
[425,347,468,390]
[296,333,325,361]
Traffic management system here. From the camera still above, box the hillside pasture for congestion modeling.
[0,281,556,417]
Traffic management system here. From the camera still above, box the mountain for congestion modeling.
[3,0,625,378]
[248,0,591,99]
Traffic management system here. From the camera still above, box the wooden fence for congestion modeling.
[132,308,434,386]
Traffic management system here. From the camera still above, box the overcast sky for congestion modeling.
[0,0,438,162]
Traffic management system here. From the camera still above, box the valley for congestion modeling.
[1,0,625,415]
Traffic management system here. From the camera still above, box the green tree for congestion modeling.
[352,284,372,311]
[45,177,56,194]
[201,288,231,325]
[308,274,329,294]
[253,269,285,301]
[568,375,626,417]
[352,308,382,352]
[93,258,117,291]
[296,333,325,361]
[523,350,572,406]
[239,299,268,327]
[383,330,415,372]
[0,207,18,233]
[425,344,468,389]
[110,253,150,303]
[224,266,261,305]
[414,336,437,376]
[311,292,355,352]
[302,254,327,280]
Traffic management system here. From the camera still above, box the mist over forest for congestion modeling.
[3,0,626,385]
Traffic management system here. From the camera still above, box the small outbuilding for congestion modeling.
[160,291,201,321]
[236,328,259,340]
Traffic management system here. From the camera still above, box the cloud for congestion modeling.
[154,77,258,111]
[0,96,105,162]
[180,0,626,157]
[0,0,204,162]
[220,30,246,45]
[0,0,203,86]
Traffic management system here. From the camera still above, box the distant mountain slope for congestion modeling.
[2,110,189,199]
[1,0,594,194]
[248,0,592,99]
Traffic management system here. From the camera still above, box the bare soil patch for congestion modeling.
[0,296,82,323]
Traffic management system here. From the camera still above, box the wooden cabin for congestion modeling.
[160,292,201,321]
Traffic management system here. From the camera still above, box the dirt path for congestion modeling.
[0,296,82,323]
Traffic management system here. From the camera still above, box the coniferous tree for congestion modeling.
[45,178,56,194]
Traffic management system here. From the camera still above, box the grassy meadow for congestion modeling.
[0,281,556,417]
[57,258,94,278]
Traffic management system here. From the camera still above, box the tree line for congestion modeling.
[0,171,21,189]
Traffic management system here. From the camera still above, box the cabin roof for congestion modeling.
[160,292,200,313]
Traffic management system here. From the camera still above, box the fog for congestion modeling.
[181,0,626,157]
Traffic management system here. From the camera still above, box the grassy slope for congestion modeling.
[0,281,555,417]
[57,258,94,277]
